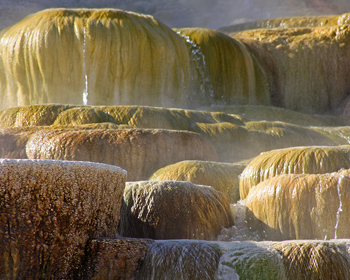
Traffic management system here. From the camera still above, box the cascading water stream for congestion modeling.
[82,26,89,106]
[176,32,215,106]
[218,200,263,242]
[335,174,344,239]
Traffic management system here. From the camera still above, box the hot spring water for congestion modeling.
[1,7,350,279]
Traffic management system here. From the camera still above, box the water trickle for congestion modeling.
[136,240,221,280]
[177,32,215,106]
[217,200,262,241]
[82,26,89,106]
[334,175,344,239]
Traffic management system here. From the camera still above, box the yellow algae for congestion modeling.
[240,145,350,199]
[219,14,350,33]
[52,107,116,126]
[0,8,192,110]
[316,126,350,145]
[149,160,246,203]
[118,180,233,240]
[0,159,126,279]
[245,170,350,240]
[0,105,343,163]
[232,25,350,114]
[0,104,73,127]
[245,120,337,147]
[202,105,350,127]
[25,128,218,180]
[175,28,271,106]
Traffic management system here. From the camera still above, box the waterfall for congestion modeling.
[335,175,344,239]
[176,32,215,107]
[82,26,88,105]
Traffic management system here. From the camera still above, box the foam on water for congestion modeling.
[217,200,263,242]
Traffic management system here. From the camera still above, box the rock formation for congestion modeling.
[150,160,245,203]
[0,159,126,279]
[245,170,350,240]
[240,145,350,199]
[118,180,233,240]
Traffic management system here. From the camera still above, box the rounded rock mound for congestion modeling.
[239,145,350,199]
[245,169,350,240]
[118,180,233,240]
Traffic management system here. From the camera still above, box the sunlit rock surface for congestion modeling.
[0,9,196,110]
[202,104,350,127]
[149,160,246,203]
[245,169,350,240]
[25,128,218,180]
[118,181,233,240]
[174,28,270,106]
[0,159,126,279]
[1,104,346,163]
[232,25,350,114]
[273,240,350,279]
[239,145,350,199]
[219,13,350,33]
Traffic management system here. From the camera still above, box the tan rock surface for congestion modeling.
[240,145,350,199]
[245,170,350,240]
[25,128,218,180]
[0,159,126,279]
[273,240,350,280]
[84,238,152,280]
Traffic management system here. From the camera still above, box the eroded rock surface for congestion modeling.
[0,159,126,279]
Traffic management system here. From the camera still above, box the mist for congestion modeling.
[1,0,350,31]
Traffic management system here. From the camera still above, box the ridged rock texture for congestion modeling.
[25,128,218,181]
[118,181,233,240]
[174,28,270,106]
[239,145,350,199]
[0,159,126,279]
[149,160,246,203]
[245,169,350,240]
[273,241,350,280]
[231,25,350,114]
[0,9,196,110]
